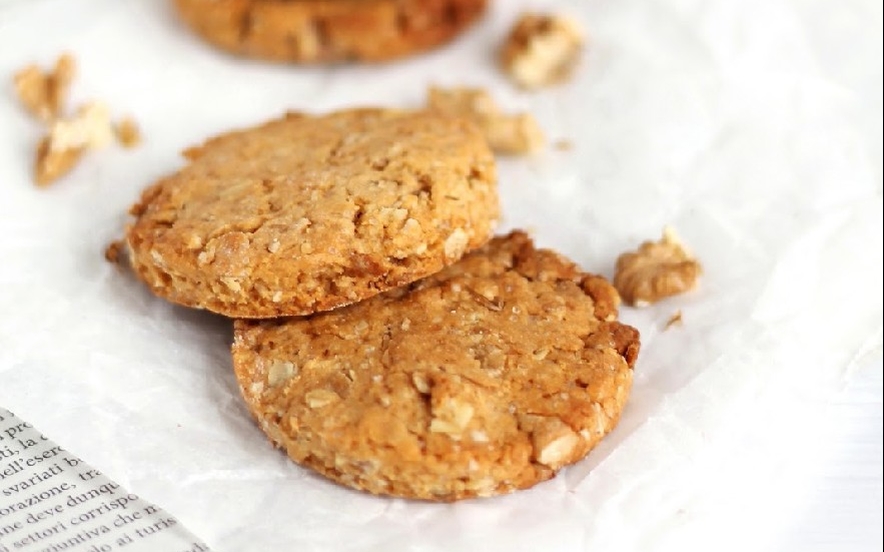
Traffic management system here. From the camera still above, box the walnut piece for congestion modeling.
[519,414,581,469]
[429,397,475,439]
[14,53,142,188]
[34,101,114,186]
[13,53,76,122]
[34,137,84,187]
[49,102,114,150]
[500,13,584,90]
[305,389,340,409]
[267,360,297,386]
[426,86,544,155]
[614,227,702,307]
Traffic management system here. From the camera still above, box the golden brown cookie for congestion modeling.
[125,108,499,318]
[173,0,489,63]
[233,231,640,501]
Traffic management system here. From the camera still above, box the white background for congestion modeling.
[0,1,881,551]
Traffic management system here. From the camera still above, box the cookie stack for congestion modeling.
[123,108,640,501]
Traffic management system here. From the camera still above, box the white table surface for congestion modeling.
[776,364,882,552]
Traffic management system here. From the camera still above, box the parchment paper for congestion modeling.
[0,0,881,551]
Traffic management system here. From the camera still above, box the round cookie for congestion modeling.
[233,231,640,501]
[125,109,499,318]
[173,0,489,63]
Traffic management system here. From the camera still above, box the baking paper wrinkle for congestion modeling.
[0,0,881,551]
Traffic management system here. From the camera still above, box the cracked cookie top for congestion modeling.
[233,231,640,500]
[125,108,499,318]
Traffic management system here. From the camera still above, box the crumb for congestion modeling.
[613,227,702,306]
[34,101,114,186]
[664,310,683,330]
[13,53,76,122]
[500,13,584,90]
[553,139,573,151]
[115,117,141,148]
[426,86,544,155]
[104,240,125,264]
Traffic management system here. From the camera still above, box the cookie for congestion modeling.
[233,231,640,501]
[125,108,499,318]
[173,0,489,63]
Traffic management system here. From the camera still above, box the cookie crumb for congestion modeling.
[13,53,76,122]
[554,139,573,151]
[104,240,125,264]
[500,13,584,90]
[664,310,683,330]
[115,117,142,148]
[427,86,544,155]
[613,227,702,307]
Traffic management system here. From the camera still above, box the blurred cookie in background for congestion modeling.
[173,0,489,63]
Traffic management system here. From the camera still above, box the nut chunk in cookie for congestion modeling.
[125,109,499,318]
[233,231,640,501]
[614,227,702,307]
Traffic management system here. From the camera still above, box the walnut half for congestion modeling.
[13,53,143,188]
[614,227,702,307]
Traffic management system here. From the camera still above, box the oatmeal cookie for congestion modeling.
[233,231,640,500]
[173,0,488,63]
[125,108,499,318]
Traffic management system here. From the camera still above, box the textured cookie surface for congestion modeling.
[233,231,640,501]
[173,0,488,63]
[126,109,498,318]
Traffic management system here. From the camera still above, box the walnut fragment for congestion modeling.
[500,13,584,90]
[34,102,114,186]
[13,53,76,122]
[426,86,545,155]
[12,53,142,187]
[34,137,84,187]
[614,227,702,307]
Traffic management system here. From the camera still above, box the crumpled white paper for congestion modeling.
[0,0,881,551]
